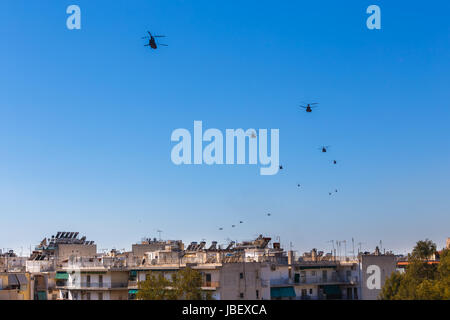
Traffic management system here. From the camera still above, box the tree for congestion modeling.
[136,267,212,300]
[380,239,449,300]
[411,239,437,260]
[136,272,175,300]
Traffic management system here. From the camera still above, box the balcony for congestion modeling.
[202,281,220,289]
[55,282,128,290]
[272,275,358,286]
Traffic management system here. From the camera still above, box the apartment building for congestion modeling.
[55,256,130,300]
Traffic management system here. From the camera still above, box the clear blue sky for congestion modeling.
[1,1,449,256]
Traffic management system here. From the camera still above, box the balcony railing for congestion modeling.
[56,282,128,289]
[202,281,220,288]
[272,275,358,286]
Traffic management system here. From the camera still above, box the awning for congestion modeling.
[16,274,28,286]
[8,275,19,286]
[37,291,47,300]
[323,285,341,296]
[128,289,138,294]
[55,272,69,280]
[271,287,296,298]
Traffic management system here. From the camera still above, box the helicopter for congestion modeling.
[319,146,330,153]
[333,160,337,164]
[142,31,167,49]
[300,103,319,113]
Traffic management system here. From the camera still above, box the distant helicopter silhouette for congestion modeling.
[142,31,167,49]
[319,146,330,153]
[333,160,337,164]
[300,103,318,113]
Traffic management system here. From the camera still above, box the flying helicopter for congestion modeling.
[333,160,337,164]
[219,227,223,231]
[142,31,167,49]
[319,146,330,153]
[300,103,319,113]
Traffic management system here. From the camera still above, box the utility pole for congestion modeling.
[157,230,163,241]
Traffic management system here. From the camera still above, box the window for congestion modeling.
[98,292,103,300]
[300,271,306,283]
[322,270,327,281]
[239,273,244,279]
[86,292,91,300]
[309,288,313,295]
[239,293,244,298]
[86,275,91,287]
[354,288,358,300]
[311,271,316,276]
[256,290,259,299]
[99,275,103,287]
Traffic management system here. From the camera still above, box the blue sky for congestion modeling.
[0,1,449,255]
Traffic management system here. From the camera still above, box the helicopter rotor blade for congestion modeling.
[154,35,166,38]
[158,44,168,46]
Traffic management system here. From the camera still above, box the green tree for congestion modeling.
[380,240,449,300]
[136,272,175,300]
[411,239,437,260]
[136,268,212,300]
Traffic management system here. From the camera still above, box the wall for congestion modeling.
[57,244,97,260]
[360,255,396,300]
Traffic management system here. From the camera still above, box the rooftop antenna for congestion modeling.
[342,240,347,259]
[326,240,335,256]
[357,242,365,254]
[157,230,163,241]
[351,238,355,259]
